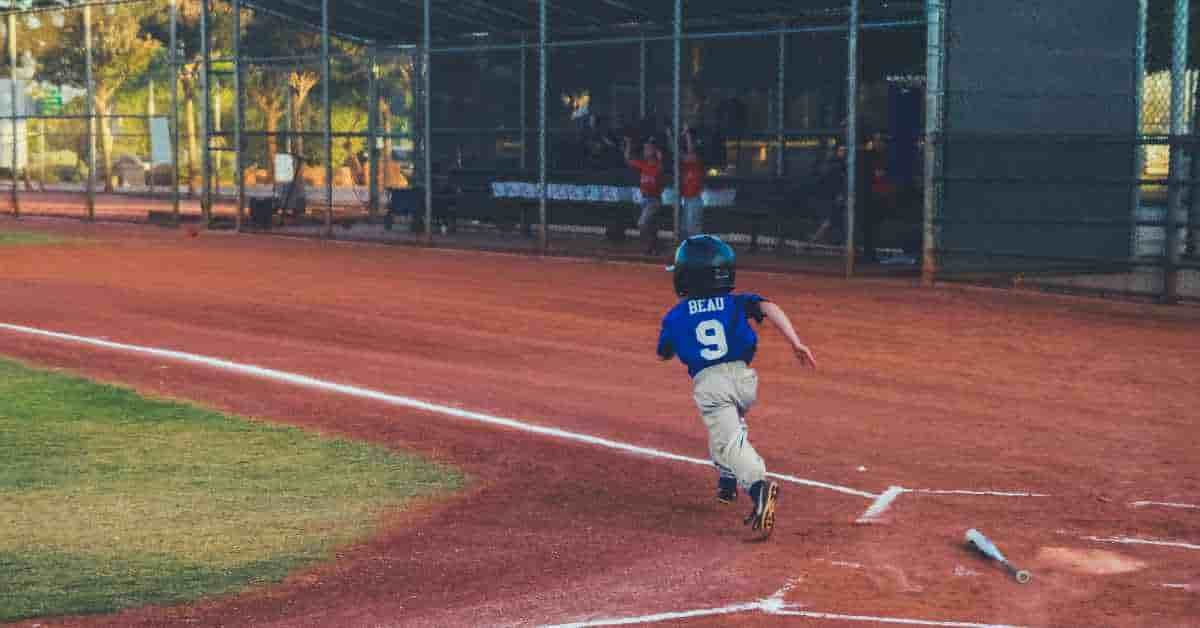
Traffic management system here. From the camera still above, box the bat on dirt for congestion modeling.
[965,528,1032,584]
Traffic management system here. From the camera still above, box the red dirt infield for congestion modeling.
[1,216,1198,627]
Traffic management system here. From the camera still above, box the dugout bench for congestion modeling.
[387,167,822,251]
[396,167,639,241]
[703,176,817,253]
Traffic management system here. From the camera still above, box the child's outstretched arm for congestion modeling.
[760,301,817,368]
[656,325,676,361]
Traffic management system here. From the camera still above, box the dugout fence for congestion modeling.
[931,0,1200,302]
[0,1,1196,302]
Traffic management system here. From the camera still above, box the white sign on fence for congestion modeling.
[274,153,296,183]
[149,117,172,165]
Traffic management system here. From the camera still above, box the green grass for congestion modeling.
[0,358,463,622]
[0,230,61,247]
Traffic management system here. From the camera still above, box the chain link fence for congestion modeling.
[0,1,928,267]
[929,0,1199,302]
[2,1,1192,300]
[0,1,211,221]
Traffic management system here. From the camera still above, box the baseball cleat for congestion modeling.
[716,476,738,504]
[744,481,779,538]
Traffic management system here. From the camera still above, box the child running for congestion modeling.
[656,235,817,539]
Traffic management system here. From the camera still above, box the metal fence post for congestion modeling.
[233,0,245,231]
[639,33,646,120]
[38,118,44,196]
[538,0,548,253]
[1132,0,1147,264]
[672,0,682,245]
[776,24,786,179]
[844,0,860,278]
[423,0,433,242]
[170,0,181,221]
[921,0,945,285]
[200,0,212,223]
[367,47,379,217]
[84,4,96,221]
[1187,21,1200,259]
[213,77,222,189]
[1165,0,1188,303]
[284,79,293,154]
[321,0,333,238]
[520,35,527,171]
[8,13,20,218]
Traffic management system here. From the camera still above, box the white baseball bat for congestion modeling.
[965,528,1032,583]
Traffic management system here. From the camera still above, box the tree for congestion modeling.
[236,13,326,175]
[245,67,286,178]
[377,56,416,186]
[141,0,234,195]
[288,69,318,161]
[38,4,161,191]
[232,12,308,180]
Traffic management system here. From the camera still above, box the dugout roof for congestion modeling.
[239,0,923,45]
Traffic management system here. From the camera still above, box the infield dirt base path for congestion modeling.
[2,217,1198,627]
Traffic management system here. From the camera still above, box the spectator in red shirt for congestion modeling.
[678,124,705,239]
[626,136,666,255]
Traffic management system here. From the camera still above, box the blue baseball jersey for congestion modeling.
[657,293,768,377]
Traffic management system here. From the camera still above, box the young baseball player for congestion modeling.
[656,235,817,538]
[625,137,666,255]
[677,125,705,239]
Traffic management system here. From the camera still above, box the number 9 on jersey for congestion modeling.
[696,320,729,360]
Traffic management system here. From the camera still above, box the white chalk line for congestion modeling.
[542,580,801,628]
[542,602,761,627]
[771,611,1024,627]
[853,486,1050,524]
[769,470,874,498]
[544,579,1024,628]
[1162,583,1192,590]
[1084,535,1200,551]
[910,489,1051,498]
[0,322,876,499]
[857,485,906,524]
[1130,501,1200,511]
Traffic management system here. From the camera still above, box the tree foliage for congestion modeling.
[36,5,160,105]
[36,4,161,189]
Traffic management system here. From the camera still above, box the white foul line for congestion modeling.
[770,610,1025,627]
[856,485,905,524]
[0,322,876,499]
[910,489,1051,498]
[544,580,1023,628]
[1130,501,1200,511]
[768,470,875,498]
[542,602,762,627]
[1084,536,1200,551]
[852,486,1049,523]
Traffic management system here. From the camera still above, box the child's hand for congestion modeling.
[793,343,817,368]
